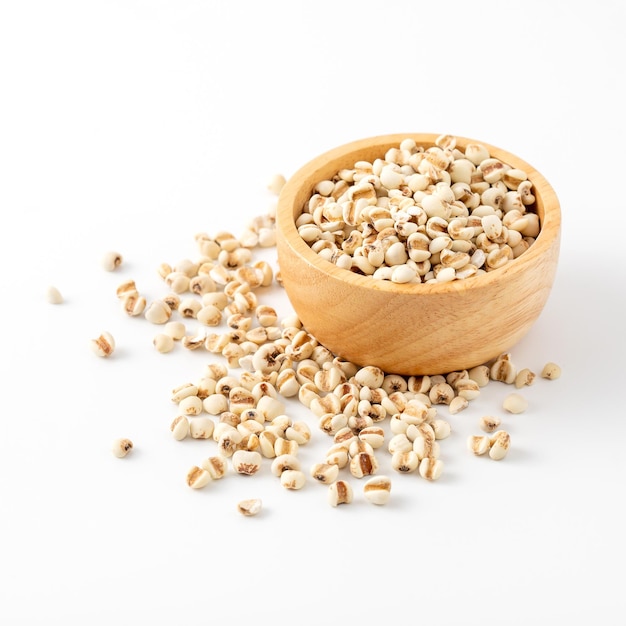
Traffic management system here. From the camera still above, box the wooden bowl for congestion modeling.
[276,133,561,375]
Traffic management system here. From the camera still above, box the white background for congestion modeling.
[1,1,625,624]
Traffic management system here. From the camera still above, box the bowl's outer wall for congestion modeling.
[276,134,561,375]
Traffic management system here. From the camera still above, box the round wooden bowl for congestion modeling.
[276,133,561,375]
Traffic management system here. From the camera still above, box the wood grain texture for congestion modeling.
[276,134,561,375]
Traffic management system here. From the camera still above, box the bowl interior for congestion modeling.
[279,133,559,294]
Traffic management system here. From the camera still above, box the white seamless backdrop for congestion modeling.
[1,2,625,625]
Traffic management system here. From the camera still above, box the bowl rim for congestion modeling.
[276,132,561,295]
